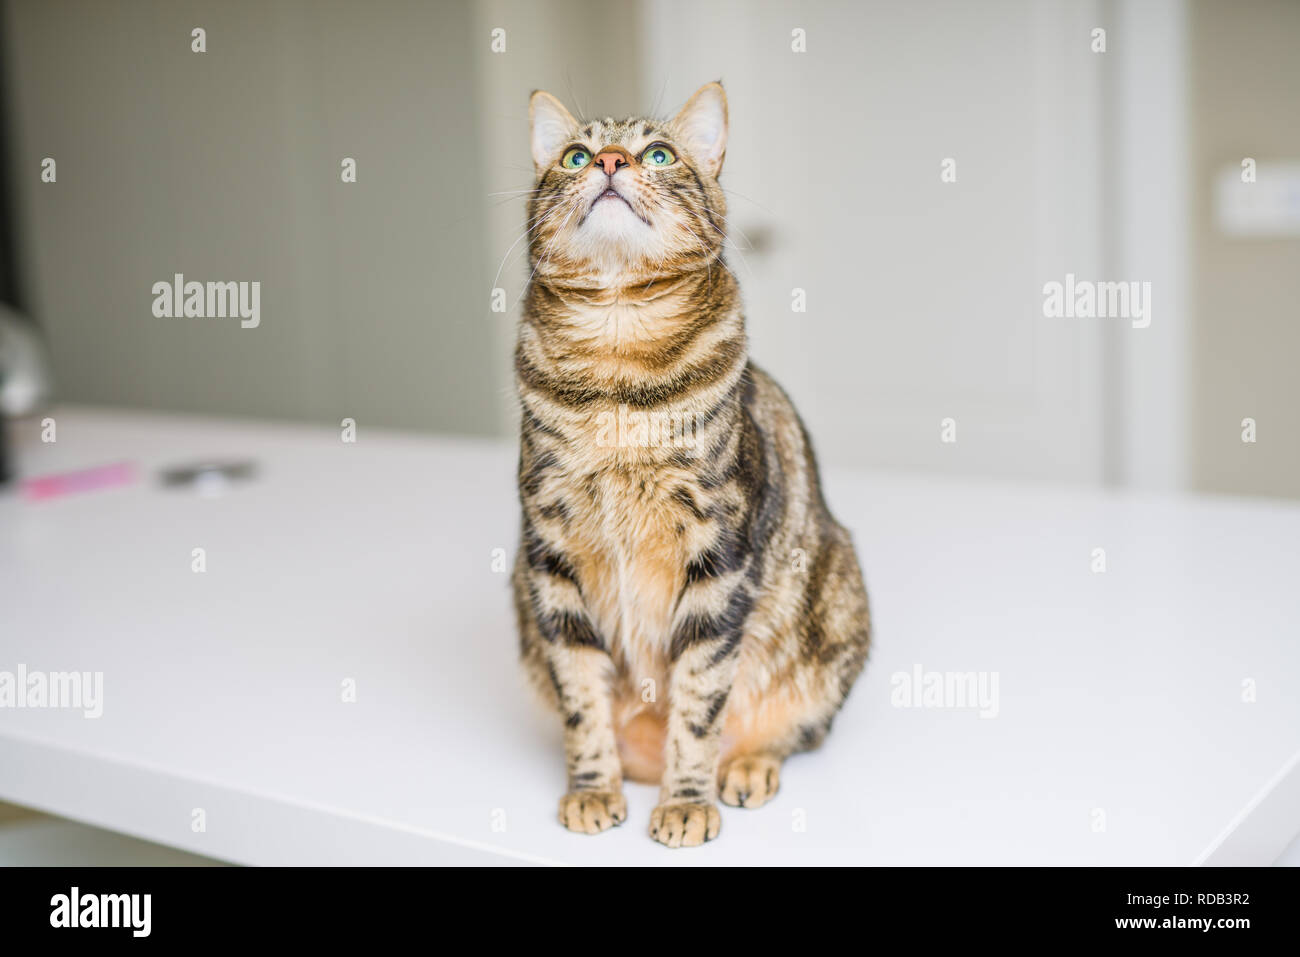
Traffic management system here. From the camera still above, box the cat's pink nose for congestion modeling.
[593,150,629,175]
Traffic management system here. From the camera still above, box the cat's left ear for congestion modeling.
[672,82,728,178]
[530,90,578,171]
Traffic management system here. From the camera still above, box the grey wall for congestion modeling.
[2,0,500,434]
[1189,0,1300,499]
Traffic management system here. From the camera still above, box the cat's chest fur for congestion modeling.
[525,290,738,692]
[564,459,695,685]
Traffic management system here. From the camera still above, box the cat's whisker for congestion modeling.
[492,200,575,294]
[650,194,753,284]
[491,193,544,210]
[515,198,579,309]
[710,216,756,252]
[649,76,671,119]
[492,214,561,292]
[700,224,755,282]
[564,70,588,123]
[685,206,749,255]
[718,185,777,218]
[675,219,714,291]
[683,210,754,281]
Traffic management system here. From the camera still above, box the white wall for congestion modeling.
[640,0,1111,482]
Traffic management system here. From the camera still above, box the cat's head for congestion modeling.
[526,82,728,284]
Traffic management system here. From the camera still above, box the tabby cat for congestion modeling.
[513,82,870,848]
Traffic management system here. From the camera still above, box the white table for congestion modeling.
[2,407,1297,865]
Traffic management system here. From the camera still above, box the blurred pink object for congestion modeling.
[22,462,136,501]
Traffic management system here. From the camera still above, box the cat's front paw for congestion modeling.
[649,801,721,848]
[558,790,627,835]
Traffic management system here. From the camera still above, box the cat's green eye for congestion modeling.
[561,147,591,170]
[641,144,676,167]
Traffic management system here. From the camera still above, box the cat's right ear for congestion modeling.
[529,91,578,171]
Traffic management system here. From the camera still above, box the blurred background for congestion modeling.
[0,0,1297,866]
[1,0,1297,495]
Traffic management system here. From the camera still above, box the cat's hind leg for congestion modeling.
[714,678,841,810]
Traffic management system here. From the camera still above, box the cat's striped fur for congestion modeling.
[513,83,870,847]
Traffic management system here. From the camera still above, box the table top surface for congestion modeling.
[2,406,1298,866]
